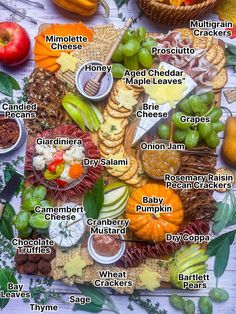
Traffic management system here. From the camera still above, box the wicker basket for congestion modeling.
[136,0,220,26]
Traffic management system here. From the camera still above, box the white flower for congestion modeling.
[33,155,46,171]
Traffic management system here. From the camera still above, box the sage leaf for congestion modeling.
[76,285,105,307]
[73,302,103,312]
[0,73,13,97]
[0,268,17,310]
[227,43,236,56]
[207,230,236,257]
[226,55,236,66]
[114,0,128,9]
[214,238,230,278]
[83,177,104,219]
[75,284,120,314]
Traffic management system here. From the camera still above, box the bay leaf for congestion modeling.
[0,268,17,310]
[114,0,128,9]
[73,302,103,312]
[0,217,14,240]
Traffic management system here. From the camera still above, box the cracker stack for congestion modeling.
[98,80,148,188]
[56,25,121,90]
[51,246,171,293]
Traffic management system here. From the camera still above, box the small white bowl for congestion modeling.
[88,233,126,264]
[0,112,27,155]
[75,60,113,102]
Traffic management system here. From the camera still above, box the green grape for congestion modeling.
[29,213,50,230]
[15,211,31,231]
[124,54,139,70]
[111,63,126,78]
[142,37,156,53]
[207,107,223,122]
[172,112,192,130]
[121,30,134,44]
[33,185,47,201]
[138,48,153,69]
[184,130,199,149]
[205,130,220,148]
[199,91,215,105]
[198,122,213,139]
[178,98,192,114]
[112,44,124,63]
[199,103,208,116]
[136,27,147,40]
[212,121,225,132]
[123,39,140,57]
[157,123,170,140]
[173,129,187,143]
[22,197,40,211]
[22,187,35,201]
[19,226,32,238]
[188,95,204,114]
[40,200,52,207]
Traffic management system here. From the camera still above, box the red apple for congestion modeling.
[0,22,30,66]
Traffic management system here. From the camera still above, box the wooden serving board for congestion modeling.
[18,25,227,291]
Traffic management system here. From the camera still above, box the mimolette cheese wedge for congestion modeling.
[36,56,58,69]
[34,23,93,72]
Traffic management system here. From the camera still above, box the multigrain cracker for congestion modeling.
[212,45,225,65]
[211,68,228,90]
[214,56,226,73]
[175,28,194,44]
[205,45,217,63]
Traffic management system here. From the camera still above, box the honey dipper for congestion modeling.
[84,18,133,97]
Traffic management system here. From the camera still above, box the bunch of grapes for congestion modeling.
[111,27,156,78]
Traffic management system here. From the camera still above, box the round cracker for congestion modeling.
[108,98,130,113]
[115,79,129,93]
[193,36,208,50]
[175,28,194,45]
[98,128,125,141]
[119,157,139,181]
[125,161,144,185]
[126,84,144,93]
[205,45,217,63]
[99,142,123,156]
[214,56,226,74]
[205,36,213,51]
[212,45,225,65]
[134,178,149,187]
[211,68,228,90]
[103,109,127,125]
[106,104,132,119]
[106,156,131,173]
[99,135,124,148]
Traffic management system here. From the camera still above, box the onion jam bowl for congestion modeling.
[0,112,27,155]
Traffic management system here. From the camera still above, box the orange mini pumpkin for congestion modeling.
[126,183,184,242]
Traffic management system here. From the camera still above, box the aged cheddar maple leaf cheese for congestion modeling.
[139,267,162,291]
[56,52,78,73]
[63,255,87,278]
[116,89,138,110]
[143,78,186,108]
